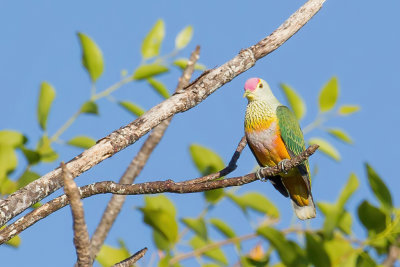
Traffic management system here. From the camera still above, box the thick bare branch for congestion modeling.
[0,145,318,244]
[89,46,201,260]
[0,0,326,227]
[112,247,147,267]
[61,163,91,267]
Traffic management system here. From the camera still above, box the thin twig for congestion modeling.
[61,162,91,267]
[170,233,257,264]
[89,46,201,260]
[0,145,318,244]
[0,0,326,227]
[177,136,247,186]
[112,247,147,267]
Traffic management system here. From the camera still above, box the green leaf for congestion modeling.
[141,19,165,59]
[189,236,228,265]
[77,32,104,82]
[305,232,331,267]
[147,78,170,99]
[324,233,357,266]
[202,264,221,267]
[309,137,340,161]
[67,136,96,149]
[119,101,145,117]
[5,234,21,248]
[20,147,40,165]
[133,64,169,80]
[80,101,99,115]
[189,144,225,204]
[228,192,279,218]
[173,58,206,71]
[242,192,279,218]
[365,163,393,211]
[327,128,353,144]
[31,202,42,209]
[0,177,17,195]
[37,81,56,130]
[175,25,193,49]
[319,76,339,112]
[96,243,130,267]
[357,200,387,235]
[337,173,359,208]
[338,210,353,235]
[279,83,306,120]
[144,194,176,216]
[204,187,224,204]
[139,195,178,245]
[0,130,26,147]
[153,230,170,251]
[318,202,353,235]
[181,217,208,240]
[338,105,360,116]
[36,135,58,162]
[257,226,306,267]
[17,170,40,189]
[209,218,235,239]
[356,251,376,267]
[141,208,178,244]
[0,145,17,183]
[189,144,225,175]
[319,174,358,237]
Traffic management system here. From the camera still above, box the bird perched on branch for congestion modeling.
[243,78,316,220]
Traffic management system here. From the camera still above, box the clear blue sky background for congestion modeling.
[1,0,400,266]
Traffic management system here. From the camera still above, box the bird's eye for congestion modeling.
[259,83,263,88]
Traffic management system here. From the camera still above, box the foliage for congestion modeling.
[2,19,399,267]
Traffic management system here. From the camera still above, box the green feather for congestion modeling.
[276,105,311,188]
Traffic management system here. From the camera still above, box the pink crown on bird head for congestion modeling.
[244,78,260,92]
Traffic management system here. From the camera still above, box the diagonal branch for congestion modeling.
[89,46,200,261]
[0,145,318,244]
[112,247,147,267]
[61,162,91,267]
[0,0,326,228]
[177,136,247,186]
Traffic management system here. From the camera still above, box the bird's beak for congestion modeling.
[243,90,255,100]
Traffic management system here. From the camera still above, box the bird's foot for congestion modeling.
[278,159,290,174]
[256,168,267,182]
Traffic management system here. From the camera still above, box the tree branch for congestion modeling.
[61,163,91,267]
[89,46,201,260]
[170,233,257,264]
[0,145,318,244]
[177,136,247,186]
[112,247,147,267]
[0,0,326,227]
[382,237,400,267]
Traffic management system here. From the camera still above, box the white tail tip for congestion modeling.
[292,198,316,220]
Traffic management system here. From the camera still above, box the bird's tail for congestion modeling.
[282,173,316,220]
[291,195,316,220]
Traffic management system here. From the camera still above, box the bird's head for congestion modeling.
[243,78,273,102]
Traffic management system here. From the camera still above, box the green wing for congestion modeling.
[276,105,311,189]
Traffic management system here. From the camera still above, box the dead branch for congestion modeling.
[61,163,91,267]
[112,247,147,267]
[89,46,200,260]
[0,145,318,244]
[0,0,326,227]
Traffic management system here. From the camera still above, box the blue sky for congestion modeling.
[1,0,400,266]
